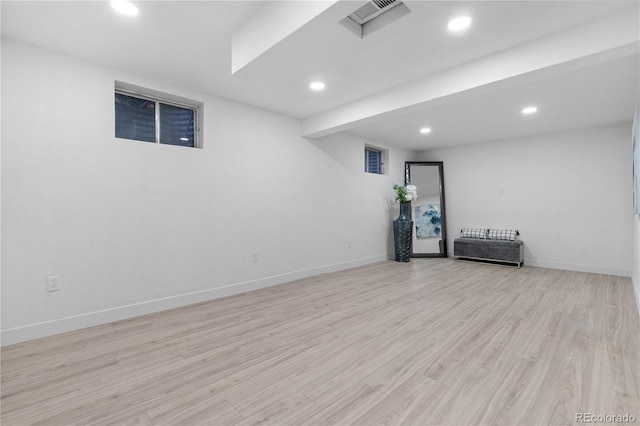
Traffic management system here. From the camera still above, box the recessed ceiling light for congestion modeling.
[448,16,471,32]
[309,81,326,91]
[111,0,139,16]
[420,127,432,134]
[522,106,538,115]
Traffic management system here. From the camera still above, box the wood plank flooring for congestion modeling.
[2,259,639,425]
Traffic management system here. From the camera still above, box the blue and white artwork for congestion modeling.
[415,204,441,238]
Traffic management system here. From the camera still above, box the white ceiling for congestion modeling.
[348,54,640,150]
[2,0,639,152]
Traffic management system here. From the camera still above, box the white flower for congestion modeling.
[393,183,418,203]
[406,185,418,201]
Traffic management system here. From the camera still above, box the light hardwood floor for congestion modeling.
[2,259,639,425]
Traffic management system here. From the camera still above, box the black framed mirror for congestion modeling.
[405,161,447,258]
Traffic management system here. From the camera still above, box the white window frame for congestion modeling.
[365,145,386,175]
[115,81,203,149]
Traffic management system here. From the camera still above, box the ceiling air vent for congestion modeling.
[340,0,411,38]
[348,0,399,25]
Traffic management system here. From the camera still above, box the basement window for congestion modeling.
[365,146,385,174]
[115,83,201,148]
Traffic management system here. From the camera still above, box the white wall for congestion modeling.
[0,6,3,350]
[418,124,633,276]
[634,0,640,322]
[0,39,412,345]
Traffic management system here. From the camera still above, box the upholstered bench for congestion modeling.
[453,228,524,268]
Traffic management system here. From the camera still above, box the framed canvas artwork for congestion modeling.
[414,203,442,238]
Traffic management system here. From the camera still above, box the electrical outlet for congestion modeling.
[47,276,61,292]
[253,252,259,262]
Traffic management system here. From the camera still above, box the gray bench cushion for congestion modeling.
[454,238,524,267]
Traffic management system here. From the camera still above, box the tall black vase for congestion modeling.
[393,202,413,262]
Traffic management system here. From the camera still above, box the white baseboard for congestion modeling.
[1,255,387,347]
[524,258,632,277]
[447,249,632,277]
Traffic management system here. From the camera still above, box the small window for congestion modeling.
[365,146,383,174]
[115,89,199,148]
